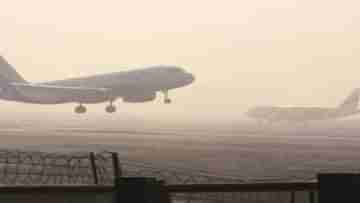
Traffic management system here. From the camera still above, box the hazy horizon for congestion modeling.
[1,0,360,121]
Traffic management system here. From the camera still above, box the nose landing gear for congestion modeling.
[163,90,172,104]
[164,98,172,104]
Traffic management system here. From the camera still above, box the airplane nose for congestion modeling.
[187,73,195,83]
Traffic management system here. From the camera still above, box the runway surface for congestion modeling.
[1,118,360,182]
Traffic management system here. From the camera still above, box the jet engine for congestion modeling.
[123,92,156,103]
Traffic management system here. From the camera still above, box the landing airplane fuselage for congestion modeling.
[0,56,195,113]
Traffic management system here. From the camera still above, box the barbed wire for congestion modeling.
[0,149,246,186]
[0,150,114,185]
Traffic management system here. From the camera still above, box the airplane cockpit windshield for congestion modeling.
[167,67,184,73]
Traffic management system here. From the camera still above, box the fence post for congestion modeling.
[89,152,98,185]
[309,191,315,203]
[290,191,295,203]
[111,152,122,178]
[159,180,171,203]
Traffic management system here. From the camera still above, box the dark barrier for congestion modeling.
[318,173,360,203]
[114,177,170,203]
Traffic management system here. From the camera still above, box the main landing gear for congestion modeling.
[163,90,172,104]
[74,101,117,114]
[75,104,87,114]
[106,101,117,113]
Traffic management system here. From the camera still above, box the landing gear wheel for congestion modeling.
[106,105,116,113]
[163,91,172,104]
[164,98,172,104]
[75,105,87,114]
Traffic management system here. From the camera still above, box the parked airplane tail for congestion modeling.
[0,56,27,84]
[337,88,360,112]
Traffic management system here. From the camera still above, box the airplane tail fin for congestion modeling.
[337,88,360,112]
[0,56,27,84]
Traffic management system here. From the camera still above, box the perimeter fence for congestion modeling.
[0,150,320,203]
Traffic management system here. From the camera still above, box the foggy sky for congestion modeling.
[1,0,360,122]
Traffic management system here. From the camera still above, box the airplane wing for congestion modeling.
[10,83,109,103]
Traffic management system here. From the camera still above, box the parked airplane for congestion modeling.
[246,88,360,123]
[0,56,195,114]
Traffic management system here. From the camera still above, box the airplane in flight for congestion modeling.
[246,88,360,124]
[0,56,195,114]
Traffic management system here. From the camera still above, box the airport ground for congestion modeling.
[0,116,360,182]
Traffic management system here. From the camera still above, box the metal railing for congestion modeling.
[0,181,318,203]
[167,182,317,203]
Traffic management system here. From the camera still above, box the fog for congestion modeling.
[1,0,360,122]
